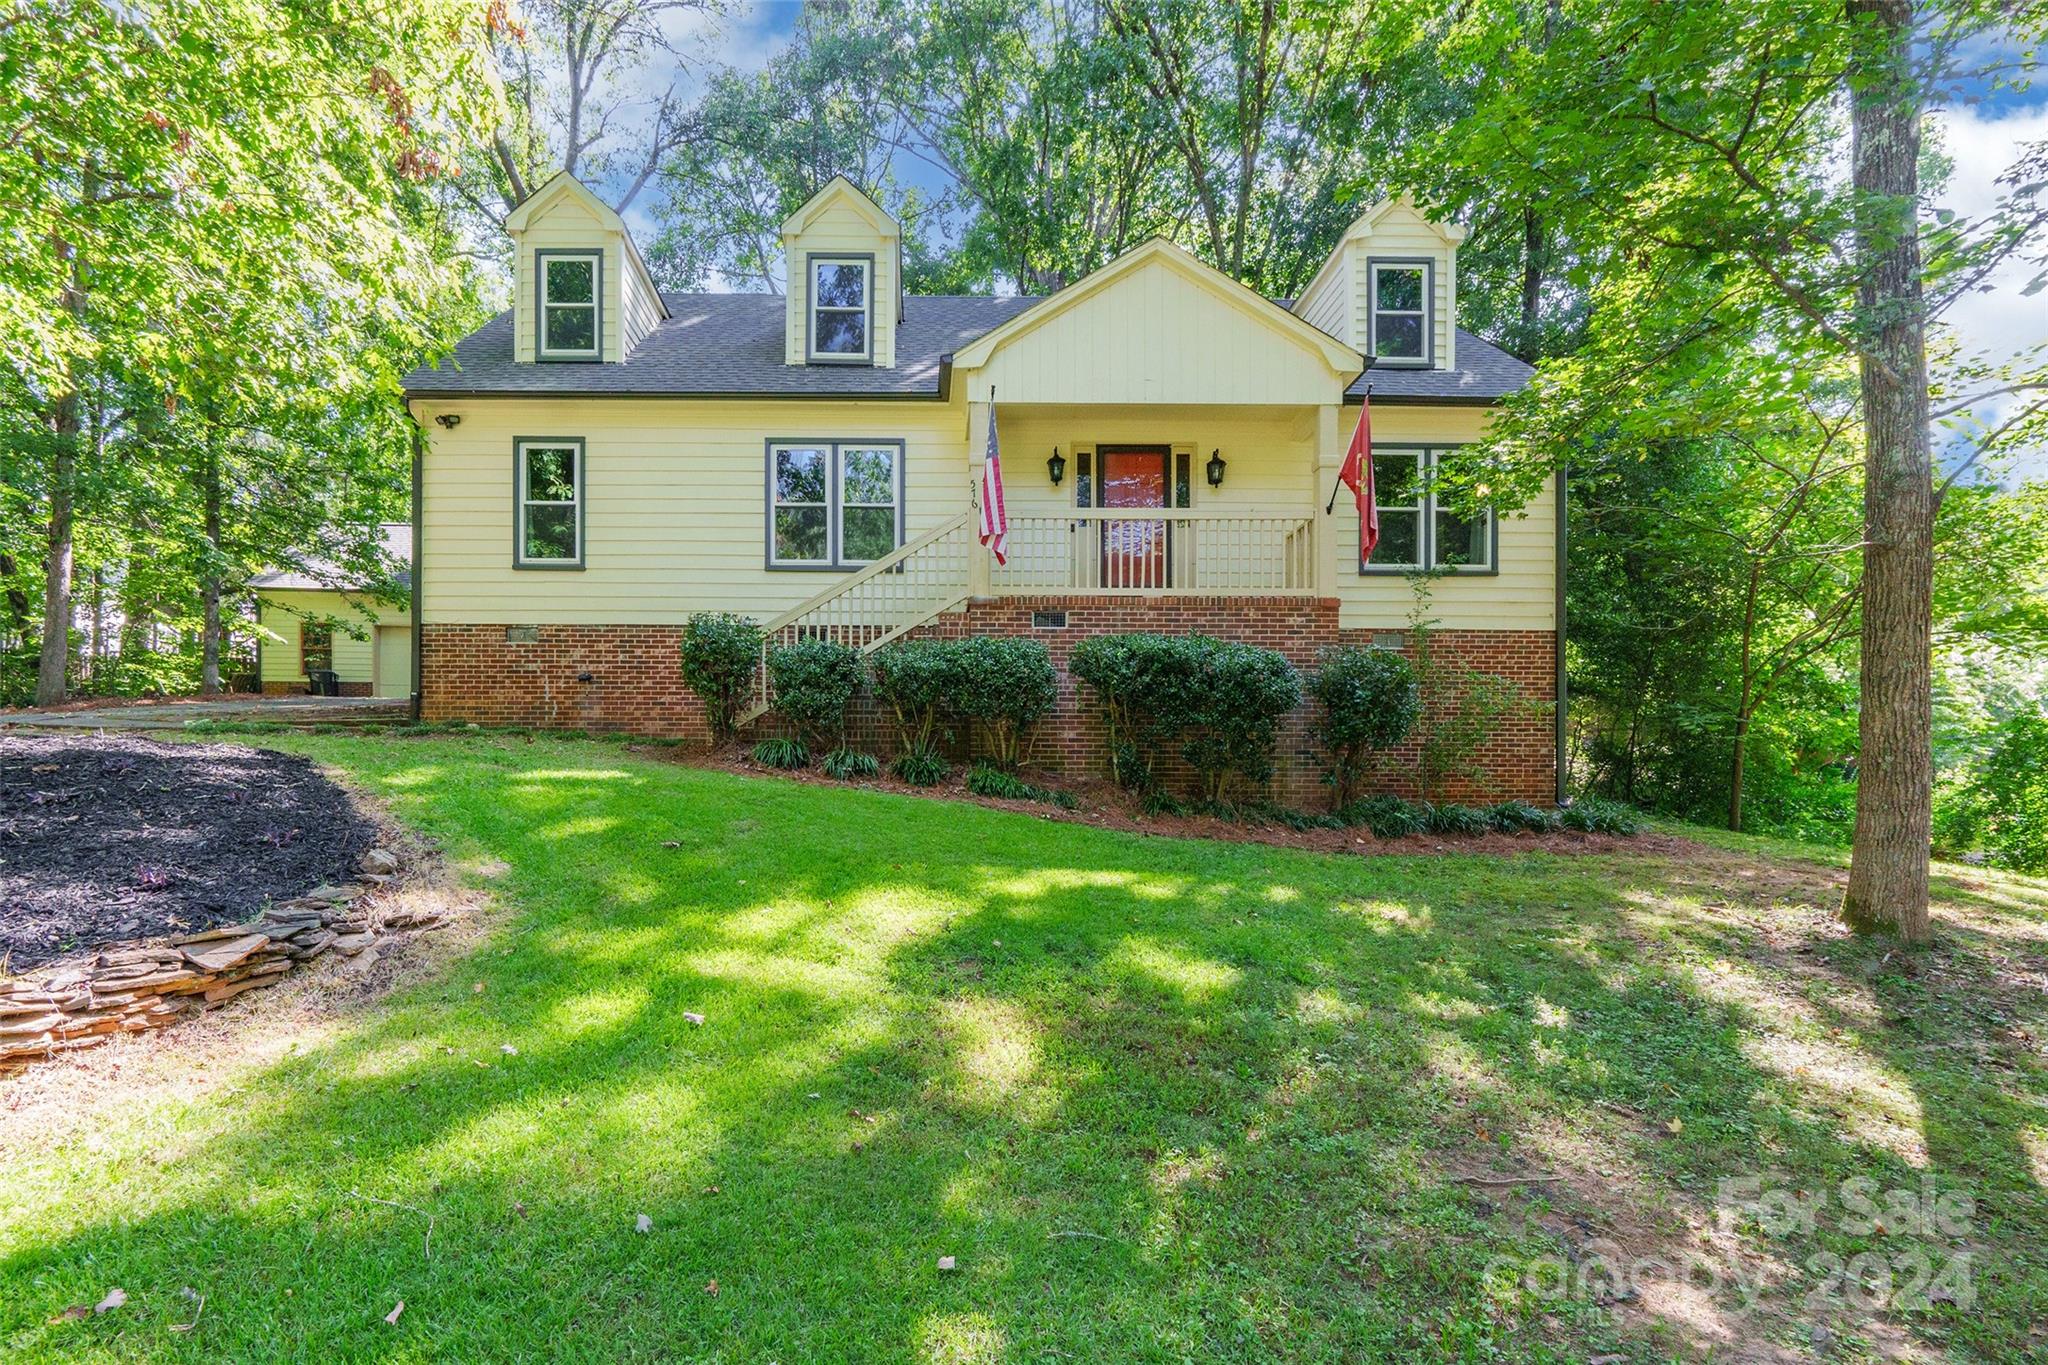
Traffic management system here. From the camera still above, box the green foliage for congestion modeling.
[1421,802,1493,837]
[1071,633,1300,800]
[1560,798,1644,836]
[1341,795,1429,839]
[892,744,950,788]
[1935,712,2048,872]
[766,638,864,753]
[679,613,763,745]
[1485,801,1561,834]
[965,762,1076,809]
[821,747,881,781]
[944,636,1057,770]
[1181,642,1302,803]
[751,737,810,770]
[869,640,957,751]
[1310,646,1420,808]
[1406,575,1541,803]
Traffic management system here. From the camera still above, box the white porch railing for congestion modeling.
[991,509,1318,596]
[738,513,975,724]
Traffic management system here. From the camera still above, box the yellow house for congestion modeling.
[251,522,414,698]
[405,173,1557,802]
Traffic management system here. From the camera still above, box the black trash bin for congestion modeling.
[307,668,341,697]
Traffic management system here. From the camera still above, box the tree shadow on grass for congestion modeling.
[2,737,2043,1362]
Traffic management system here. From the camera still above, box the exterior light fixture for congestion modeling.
[1206,449,1226,488]
[434,413,462,429]
[1047,448,1067,486]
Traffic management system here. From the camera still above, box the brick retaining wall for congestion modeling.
[421,602,1558,806]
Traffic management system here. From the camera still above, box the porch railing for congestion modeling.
[990,509,1318,596]
[738,513,975,725]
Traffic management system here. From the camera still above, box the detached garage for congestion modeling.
[251,523,413,699]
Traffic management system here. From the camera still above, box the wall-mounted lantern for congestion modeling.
[1047,448,1067,487]
[1206,449,1227,488]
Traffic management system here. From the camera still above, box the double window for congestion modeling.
[537,250,602,361]
[768,439,903,568]
[1362,445,1494,574]
[1368,258,1432,366]
[807,255,871,363]
[300,622,333,676]
[516,438,584,567]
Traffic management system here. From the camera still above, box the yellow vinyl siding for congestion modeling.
[257,589,394,686]
[1326,405,1557,631]
[963,255,1349,406]
[1354,216,1458,371]
[783,197,898,369]
[1293,243,1355,346]
[992,404,1316,522]
[421,398,963,624]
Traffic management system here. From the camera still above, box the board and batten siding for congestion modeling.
[782,197,899,369]
[257,589,391,686]
[962,256,1348,407]
[420,398,966,625]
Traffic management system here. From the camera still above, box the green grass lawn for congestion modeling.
[4,734,2045,1363]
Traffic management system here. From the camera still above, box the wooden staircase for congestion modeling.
[737,513,975,726]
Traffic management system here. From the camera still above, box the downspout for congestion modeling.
[1554,463,1569,804]
[410,415,424,723]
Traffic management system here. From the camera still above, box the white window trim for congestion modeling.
[1360,445,1496,575]
[536,249,603,362]
[766,438,905,569]
[515,437,585,569]
[1367,257,1433,368]
[806,253,873,365]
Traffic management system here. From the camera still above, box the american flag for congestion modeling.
[979,395,1008,565]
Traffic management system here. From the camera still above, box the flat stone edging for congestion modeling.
[0,846,445,1075]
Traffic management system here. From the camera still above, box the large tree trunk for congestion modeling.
[1841,0,1933,942]
[198,426,224,695]
[35,390,77,706]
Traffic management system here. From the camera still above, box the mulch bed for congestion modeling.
[0,734,380,971]
[655,744,1695,860]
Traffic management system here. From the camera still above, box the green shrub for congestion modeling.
[766,637,864,752]
[1070,633,1207,789]
[1422,802,1493,836]
[892,744,950,787]
[1485,800,1562,833]
[1182,642,1301,802]
[965,762,1077,808]
[1310,646,1420,808]
[870,640,956,751]
[1560,797,1643,835]
[821,747,881,780]
[1341,795,1428,838]
[946,636,1057,769]
[1405,573,1544,802]
[680,612,764,745]
[1935,711,2048,871]
[752,737,809,769]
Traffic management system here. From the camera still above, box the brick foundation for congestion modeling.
[262,680,372,697]
[421,602,1558,807]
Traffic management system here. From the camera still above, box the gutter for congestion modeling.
[409,419,424,722]
[1555,463,1569,803]
[400,383,960,404]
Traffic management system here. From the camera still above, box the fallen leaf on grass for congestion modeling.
[50,1306,91,1324]
[937,1255,957,1272]
[500,1044,518,1056]
[682,1012,705,1026]
[513,1200,529,1219]
[95,1288,127,1313]
[636,1213,653,1234]
[385,1301,404,1325]
[1664,1118,1684,1136]
[703,1278,719,1296]
[472,982,485,994]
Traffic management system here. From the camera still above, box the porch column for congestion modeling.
[1314,402,1343,598]
[967,396,992,599]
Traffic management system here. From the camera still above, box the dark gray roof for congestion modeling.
[404,293,1041,398]
[404,291,1532,404]
[1349,330,1534,404]
[251,523,412,592]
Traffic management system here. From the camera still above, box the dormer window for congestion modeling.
[807,254,871,363]
[537,250,602,361]
[1368,258,1432,366]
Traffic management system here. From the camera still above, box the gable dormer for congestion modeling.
[1293,194,1466,371]
[505,171,667,364]
[781,177,902,369]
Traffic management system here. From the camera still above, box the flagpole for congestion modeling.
[1324,383,1370,514]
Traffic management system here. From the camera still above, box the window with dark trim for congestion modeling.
[1368,258,1431,366]
[1361,445,1495,574]
[537,250,602,361]
[768,439,903,568]
[807,255,871,362]
[300,622,333,676]
[516,438,584,566]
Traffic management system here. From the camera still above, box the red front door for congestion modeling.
[1098,447,1169,588]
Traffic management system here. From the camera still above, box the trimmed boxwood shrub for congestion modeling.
[766,637,864,753]
[1182,641,1301,802]
[870,639,955,751]
[946,636,1056,770]
[1069,632,1207,790]
[1310,646,1419,808]
[680,612,764,745]
[1070,633,1299,800]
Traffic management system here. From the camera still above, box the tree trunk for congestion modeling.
[1518,205,1545,358]
[199,425,224,695]
[35,390,77,706]
[1729,713,1750,833]
[1841,0,1933,942]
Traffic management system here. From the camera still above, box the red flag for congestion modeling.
[1339,394,1379,563]
[979,399,1008,565]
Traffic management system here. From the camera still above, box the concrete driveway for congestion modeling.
[0,695,410,730]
